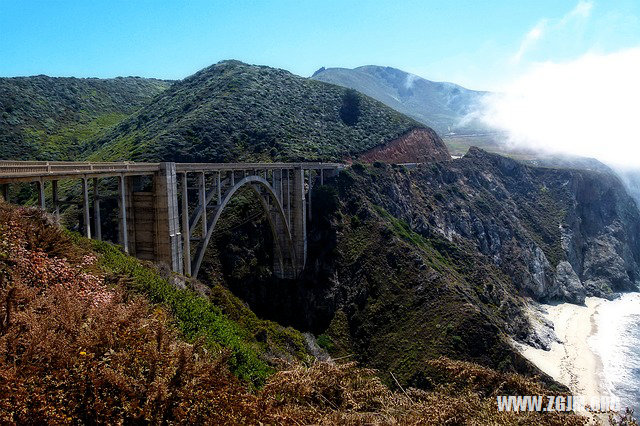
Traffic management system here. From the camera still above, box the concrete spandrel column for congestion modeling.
[154,162,183,274]
[272,169,282,207]
[291,167,307,276]
[118,175,129,253]
[125,176,136,255]
[199,172,207,238]
[286,169,291,227]
[52,180,60,224]
[308,170,312,222]
[181,172,191,276]
[37,180,45,209]
[216,171,221,205]
[93,178,102,241]
[81,178,91,239]
[1,184,8,203]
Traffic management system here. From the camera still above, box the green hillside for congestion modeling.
[87,60,423,162]
[0,75,171,160]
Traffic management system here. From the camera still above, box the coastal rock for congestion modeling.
[554,261,586,304]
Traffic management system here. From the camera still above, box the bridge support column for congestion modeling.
[1,184,7,202]
[307,170,313,222]
[154,162,183,274]
[180,173,191,276]
[52,180,60,224]
[199,172,207,238]
[118,175,129,253]
[272,169,282,204]
[82,178,91,238]
[37,180,45,209]
[291,167,307,276]
[93,178,102,241]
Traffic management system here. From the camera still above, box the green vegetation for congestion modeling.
[0,75,170,160]
[25,113,129,160]
[516,187,567,267]
[88,237,308,386]
[88,60,422,162]
[339,88,361,126]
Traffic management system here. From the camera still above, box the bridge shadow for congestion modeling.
[197,185,339,333]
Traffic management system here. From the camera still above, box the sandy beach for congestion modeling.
[517,297,606,398]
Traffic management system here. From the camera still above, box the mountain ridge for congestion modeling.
[311,65,490,136]
[86,60,447,163]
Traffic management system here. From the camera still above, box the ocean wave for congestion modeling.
[589,292,640,414]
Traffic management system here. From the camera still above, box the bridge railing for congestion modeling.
[0,161,344,180]
[175,162,344,172]
[0,161,161,182]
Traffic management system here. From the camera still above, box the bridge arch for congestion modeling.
[190,175,297,279]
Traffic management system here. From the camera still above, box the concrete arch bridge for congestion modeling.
[0,161,343,279]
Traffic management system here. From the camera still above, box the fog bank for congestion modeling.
[476,48,640,167]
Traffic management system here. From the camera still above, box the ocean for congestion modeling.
[590,292,640,417]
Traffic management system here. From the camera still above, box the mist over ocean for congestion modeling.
[591,293,640,416]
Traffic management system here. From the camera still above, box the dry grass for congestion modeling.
[261,360,588,425]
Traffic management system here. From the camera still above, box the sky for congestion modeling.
[2,0,640,165]
[0,0,637,90]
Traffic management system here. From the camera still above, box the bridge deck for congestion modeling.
[0,161,344,183]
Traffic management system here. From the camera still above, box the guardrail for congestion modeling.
[0,161,162,182]
[0,161,345,183]
[175,162,344,172]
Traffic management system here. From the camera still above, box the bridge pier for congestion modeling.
[291,167,307,275]
[52,180,60,223]
[82,178,91,238]
[118,175,129,253]
[93,178,102,241]
[180,173,191,276]
[153,162,183,273]
[37,180,45,209]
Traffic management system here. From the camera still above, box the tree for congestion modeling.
[340,89,361,126]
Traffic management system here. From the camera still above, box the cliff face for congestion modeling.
[357,128,451,163]
[369,147,640,303]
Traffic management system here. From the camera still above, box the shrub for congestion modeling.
[339,88,361,126]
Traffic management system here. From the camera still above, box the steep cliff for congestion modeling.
[362,148,640,303]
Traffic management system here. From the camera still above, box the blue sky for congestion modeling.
[1,0,639,90]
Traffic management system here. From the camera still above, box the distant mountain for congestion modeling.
[0,76,171,160]
[88,60,448,163]
[311,65,490,136]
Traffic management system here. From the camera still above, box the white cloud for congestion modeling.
[478,47,640,167]
[564,0,594,22]
[512,21,547,64]
[511,1,594,64]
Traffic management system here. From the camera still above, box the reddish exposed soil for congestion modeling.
[358,128,451,163]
